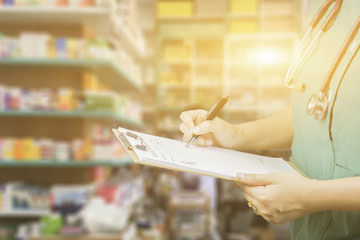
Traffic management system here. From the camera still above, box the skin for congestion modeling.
[179,106,360,225]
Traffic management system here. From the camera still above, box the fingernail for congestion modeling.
[206,140,212,146]
[237,173,245,181]
[193,126,200,134]
[198,138,204,145]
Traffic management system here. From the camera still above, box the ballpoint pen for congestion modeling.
[186,96,229,148]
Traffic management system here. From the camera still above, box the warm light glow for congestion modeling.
[255,47,285,65]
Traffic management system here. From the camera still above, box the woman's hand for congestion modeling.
[236,172,318,225]
[179,109,239,148]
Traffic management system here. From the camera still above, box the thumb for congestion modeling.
[192,119,222,135]
[237,173,274,186]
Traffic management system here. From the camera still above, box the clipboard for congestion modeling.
[113,127,306,180]
[113,128,238,180]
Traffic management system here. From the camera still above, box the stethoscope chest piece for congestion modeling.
[307,92,329,120]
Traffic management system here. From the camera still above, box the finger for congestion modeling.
[192,119,223,135]
[179,123,192,140]
[241,185,265,200]
[193,110,208,125]
[180,110,207,130]
[244,193,263,216]
[205,139,213,146]
[237,173,274,186]
[180,110,208,122]
[199,133,213,146]
[183,134,191,144]
[243,192,253,202]
[179,111,196,130]
[194,136,212,147]
[233,181,257,200]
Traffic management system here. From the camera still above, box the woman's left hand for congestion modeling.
[236,172,317,225]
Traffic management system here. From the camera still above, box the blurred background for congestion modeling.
[0,0,310,239]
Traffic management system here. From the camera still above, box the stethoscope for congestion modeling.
[285,0,360,120]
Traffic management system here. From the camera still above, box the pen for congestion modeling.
[186,96,229,148]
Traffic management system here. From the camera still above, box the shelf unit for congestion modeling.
[0,4,145,238]
[0,6,109,24]
[0,158,132,168]
[154,0,300,137]
[0,58,143,93]
[0,6,145,58]
[0,110,143,128]
[0,210,50,218]
[224,0,299,122]
[155,13,225,137]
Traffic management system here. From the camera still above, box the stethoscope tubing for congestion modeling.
[285,0,343,88]
[306,16,360,120]
[320,16,360,95]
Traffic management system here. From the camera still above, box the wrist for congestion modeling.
[302,178,326,213]
[232,123,248,150]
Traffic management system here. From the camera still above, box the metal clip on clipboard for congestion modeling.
[112,128,140,162]
[119,132,133,151]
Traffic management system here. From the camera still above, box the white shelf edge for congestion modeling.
[0,209,50,217]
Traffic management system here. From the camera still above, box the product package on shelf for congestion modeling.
[0,84,76,111]
[95,176,144,208]
[0,83,142,123]
[0,180,141,239]
[0,182,50,212]
[51,177,145,235]
[229,0,258,14]
[0,31,143,86]
[0,135,127,162]
[229,19,259,34]
[83,90,142,122]
[157,0,194,18]
[51,184,95,210]
[162,40,192,62]
[0,32,113,60]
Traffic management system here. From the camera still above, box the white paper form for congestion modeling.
[116,127,300,180]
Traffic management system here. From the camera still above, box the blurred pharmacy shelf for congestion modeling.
[0,58,143,92]
[0,6,145,59]
[0,2,145,237]
[111,20,147,58]
[0,6,109,24]
[0,158,133,168]
[153,0,300,144]
[0,110,143,128]
[0,209,50,218]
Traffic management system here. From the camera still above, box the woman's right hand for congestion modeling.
[179,109,239,149]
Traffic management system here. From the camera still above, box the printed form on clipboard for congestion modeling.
[113,127,304,180]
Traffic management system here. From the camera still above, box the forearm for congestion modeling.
[233,106,294,151]
[309,177,360,212]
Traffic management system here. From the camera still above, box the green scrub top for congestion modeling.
[290,0,360,239]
